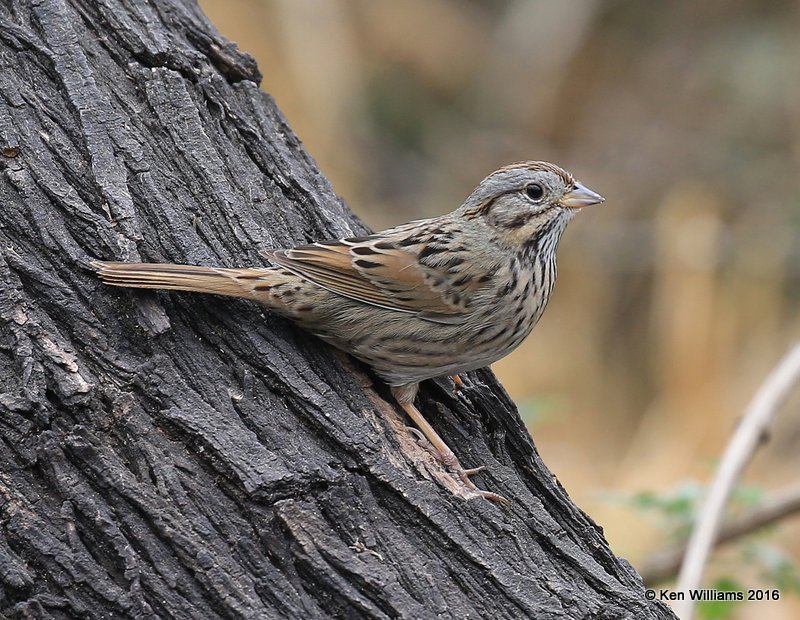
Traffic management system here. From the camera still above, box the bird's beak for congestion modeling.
[559,182,605,209]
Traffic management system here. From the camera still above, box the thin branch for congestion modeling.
[674,343,800,620]
[640,484,800,585]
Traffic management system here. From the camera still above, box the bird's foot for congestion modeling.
[435,449,509,505]
[393,386,510,505]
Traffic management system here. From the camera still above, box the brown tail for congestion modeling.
[91,261,277,302]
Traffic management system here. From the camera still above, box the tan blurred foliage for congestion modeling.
[200,0,800,613]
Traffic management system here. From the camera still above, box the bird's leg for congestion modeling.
[390,384,508,504]
[451,374,464,393]
[403,425,482,475]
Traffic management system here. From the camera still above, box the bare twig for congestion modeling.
[640,484,800,585]
[674,343,800,620]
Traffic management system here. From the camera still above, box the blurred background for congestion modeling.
[199,1,800,616]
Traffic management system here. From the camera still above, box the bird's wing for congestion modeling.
[262,223,492,324]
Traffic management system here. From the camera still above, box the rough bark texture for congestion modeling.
[0,1,675,618]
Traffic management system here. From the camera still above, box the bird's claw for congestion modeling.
[438,452,509,505]
[405,426,428,444]
[473,489,511,505]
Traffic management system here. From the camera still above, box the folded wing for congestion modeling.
[263,228,489,325]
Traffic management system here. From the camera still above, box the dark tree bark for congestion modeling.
[0,1,675,618]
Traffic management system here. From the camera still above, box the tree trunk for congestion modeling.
[0,1,675,618]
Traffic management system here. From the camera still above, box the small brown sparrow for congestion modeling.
[93,161,603,502]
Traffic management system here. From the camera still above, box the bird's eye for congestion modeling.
[524,183,544,201]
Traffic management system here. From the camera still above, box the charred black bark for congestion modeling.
[0,1,674,618]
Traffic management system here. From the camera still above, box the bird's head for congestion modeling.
[459,161,604,247]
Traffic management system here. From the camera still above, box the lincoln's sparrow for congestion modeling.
[93,161,603,502]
